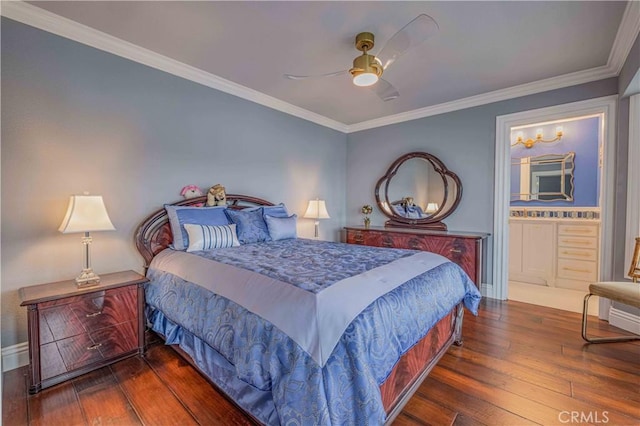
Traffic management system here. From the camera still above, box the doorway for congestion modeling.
[491,96,617,316]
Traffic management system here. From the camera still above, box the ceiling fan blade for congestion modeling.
[370,78,399,101]
[376,14,439,70]
[283,69,349,80]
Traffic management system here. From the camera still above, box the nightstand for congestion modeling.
[19,270,148,394]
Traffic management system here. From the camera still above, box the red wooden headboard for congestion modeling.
[134,194,274,269]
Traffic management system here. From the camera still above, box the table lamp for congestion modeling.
[58,194,115,287]
[303,198,330,238]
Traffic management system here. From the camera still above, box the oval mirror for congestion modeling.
[375,152,462,230]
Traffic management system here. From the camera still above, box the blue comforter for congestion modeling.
[145,238,481,425]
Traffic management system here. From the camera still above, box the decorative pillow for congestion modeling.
[265,214,297,241]
[184,223,240,252]
[225,208,271,244]
[262,203,289,218]
[165,205,229,251]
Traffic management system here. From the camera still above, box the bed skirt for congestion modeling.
[147,303,463,425]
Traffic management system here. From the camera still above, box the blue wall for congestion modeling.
[510,116,600,207]
[1,18,347,346]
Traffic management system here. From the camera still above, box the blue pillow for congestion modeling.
[165,205,229,251]
[262,203,289,218]
[225,208,271,244]
[265,214,297,241]
[184,224,240,252]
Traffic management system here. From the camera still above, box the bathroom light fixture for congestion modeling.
[303,198,330,238]
[512,126,563,149]
[59,194,115,287]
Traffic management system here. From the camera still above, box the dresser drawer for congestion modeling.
[557,235,597,250]
[557,258,597,282]
[558,224,598,237]
[344,227,484,285]
[557,247,597,262]
[39,287,137,343]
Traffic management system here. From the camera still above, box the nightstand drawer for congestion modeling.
[39,287,137,343]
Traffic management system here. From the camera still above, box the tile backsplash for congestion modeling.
[509,208,599,220]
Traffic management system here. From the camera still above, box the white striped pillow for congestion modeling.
[183,223,240,252]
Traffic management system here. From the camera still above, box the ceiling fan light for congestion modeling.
[353,72,379,87]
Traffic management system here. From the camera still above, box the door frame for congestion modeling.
[491,95,617,302]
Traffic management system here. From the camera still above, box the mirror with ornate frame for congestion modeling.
[375,152,462,230]
[511,152,575,202]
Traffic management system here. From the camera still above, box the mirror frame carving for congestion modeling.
[374,152,463,230]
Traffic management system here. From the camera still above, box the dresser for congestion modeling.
[19,270,148,394]
[344,226,489,286]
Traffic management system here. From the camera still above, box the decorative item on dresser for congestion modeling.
[344,226,488,286]
[19,270,148,394]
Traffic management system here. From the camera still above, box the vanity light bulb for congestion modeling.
[535,129,543,139]
[516,131,524,142]
[556,126,563,137]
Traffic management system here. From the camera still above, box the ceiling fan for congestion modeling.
[284,14,439,101]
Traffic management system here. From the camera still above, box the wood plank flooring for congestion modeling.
[3,299,639,425]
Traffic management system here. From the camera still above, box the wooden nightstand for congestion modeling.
[19,270,148,394]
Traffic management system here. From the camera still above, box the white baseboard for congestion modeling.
[2,342,29,372]
[609,307,640,335]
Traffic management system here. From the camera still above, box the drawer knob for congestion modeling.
[86,343,102,351]
[450,249,462,253]
[85,311,103,318]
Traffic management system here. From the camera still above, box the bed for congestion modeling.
[134,194,481,425]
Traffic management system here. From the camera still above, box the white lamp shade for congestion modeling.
[59,195,116,234]
[425,203,440,213]
[303,199,330,220]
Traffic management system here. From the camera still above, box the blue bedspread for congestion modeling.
[146,239,481,425]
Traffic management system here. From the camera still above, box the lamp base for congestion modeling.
[75,268,101,288]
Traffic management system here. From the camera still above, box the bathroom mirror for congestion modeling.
[375,152,462,230]
[511,152,575,202]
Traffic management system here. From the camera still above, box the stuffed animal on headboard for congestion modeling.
[206,184,227,207]
[180,184,203,199]
[180,184,204,207]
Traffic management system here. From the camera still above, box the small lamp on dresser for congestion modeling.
[58,194,115,287]
[303,198,330,238]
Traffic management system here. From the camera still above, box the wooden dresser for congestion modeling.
[19,270,148,394]
[344,226,489,286]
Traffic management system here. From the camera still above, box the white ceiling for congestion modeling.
[7,1,638,131]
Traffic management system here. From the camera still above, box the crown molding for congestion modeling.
[608,0,640,75]
[2,0,637,135]
[0,1,349,133]
[346,65,616,133]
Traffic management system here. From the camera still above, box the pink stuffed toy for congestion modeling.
[180,185,204,206]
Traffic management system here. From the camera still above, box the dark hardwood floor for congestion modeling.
[3,299,639,425]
